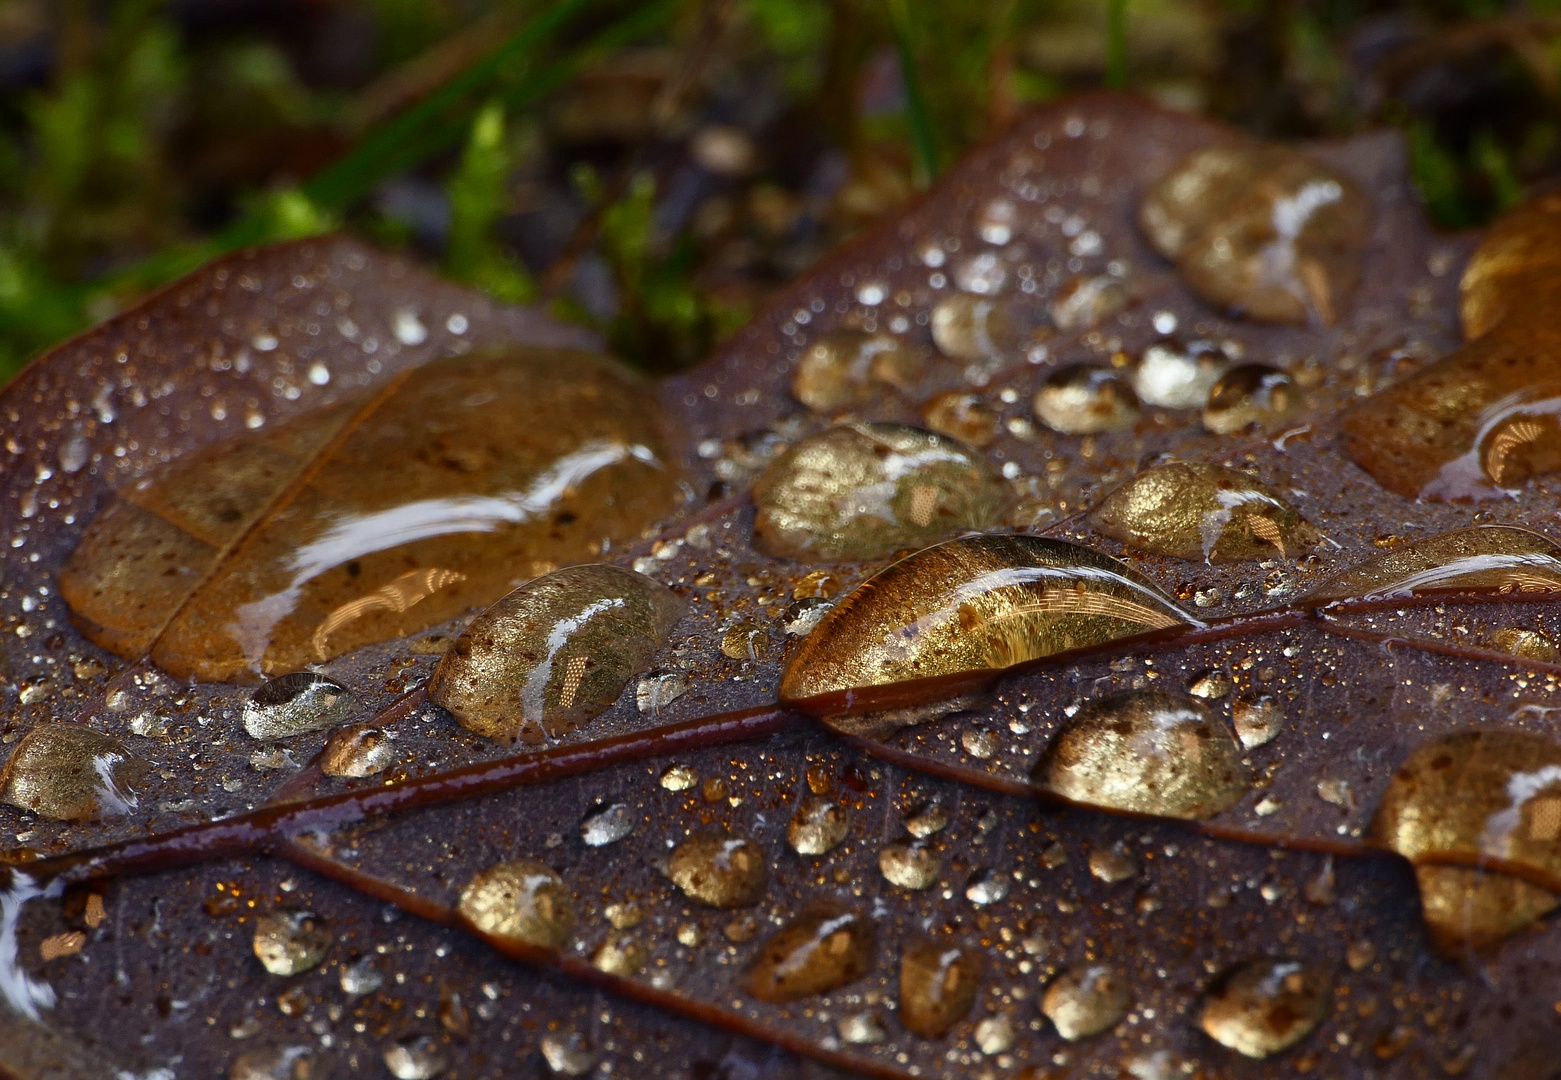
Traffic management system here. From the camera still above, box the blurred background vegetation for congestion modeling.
[2,0,1560,382]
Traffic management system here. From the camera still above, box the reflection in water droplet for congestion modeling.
[782,535,1194,714]
[319,722,395,777]
[252,911,332,976]
[660,764,698,791]
[792,332,920,411]
[0,725,146,821]
[1131,340,1229,409]
[899,936,983,1037]
[1494,626,1558,662]
[787,798,848,855]
[384,1034,446,1080]
[458,860,574,950]
[668,831,768,907]
[1199,958,1330,1058]
[1033,365,1139,434]
[964,868,1009,905]
[1140,143,1368,325]
[1089,463,1318,563]
[720,620,770,661]
[1042,964,1131,1040]
[880,841,940,890]
[429,564,682,745]
[752,423,1010,562]
[744,902,875,1002]
[1033,690,1249,820]
[580,802,635,847]
[920,392,999,448]
[1203,364,1301,434]
[1050,274,1127,331]
[244,672,355,739]
[228,1045,313,1080]
[1232,694,1285,749]
[930,294,1020,361]
[1372,729,1561,949]
[340,956,384,995]
[1305,525,1561,605]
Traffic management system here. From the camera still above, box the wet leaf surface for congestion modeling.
[10,92,1561,1079]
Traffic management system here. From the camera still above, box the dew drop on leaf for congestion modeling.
[1459,190,1561,341]
[920,391,999,448]
[838,1011,888,1044]
[1303,525,1561,605]
[383,1034,446,1080]
[786,798,848,856]
[667,830,768,907]
[1202,364,1301,434]
[251,911,332,976]
[752,423,1010,562]
[339,956,384,996]
[319,722,395,778]
[1493,626,1557,662]
[428,564,682,745]
[540,1031,597,1076]
[879,841,939,890]
[1032,365,1140,435]
[1087,844,1137,884]
[1050,274,1128,332]
[1130,339,1229,409]
[579,801,635,847]
[743,902,876,1003]
[791,331,920,411]
[227,1045,314,1080]
[904,802,950,838]
[242,672,354,740]
[898,936,983,1038]
[1198,958,1330,1058]
[1231,694,1285,749]
[592,932,647,976]
[1089,463,1319,562]
[1032,689,1249,820]
[973,1014,1015,1055]
[0,724,146,821]
[1041,963,1131,1040]
[457,860,575,950]
[929,294,1020,361]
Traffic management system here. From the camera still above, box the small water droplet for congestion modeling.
[458,860,574,949]
[720,620,770,661]
[668,831,768,907]
[0,725,146,821]
[899,936,983,1037]
[1199,958,1330,1058]
[339,956,384,995]
[392,309,428,345]
[1088,844,1138,884]
[252,911,332,976]
[920,391,999,448]
[1130,339,1229,409]
[1188,670,1231,699]
[1203,364,1301,434]
[383,1034,446,1079]
[961,727,999,759]
[880,841,940,889]
[1305,525,1561,605]
[660,764,698,791]
[319,723,395,777]
[580,802,635,847]
[744,902,875,1002]
[787,798,848,855]
[838,1010,888,1044]
[1033,689,1249,820]
[228,1045,314,1080]
[243,672,355,740]
[592,932,647,976]
[636,671,688,714]
[974,1013,1015,1055]
[1033,365,1139,434]
[1232,694,1284,749]
[791,332,920,411]
[1042,964,1131,1040]
[1050,274,1127,332]
[930,294,1020,360]
[964,868,1009,905]
[58,436,90,474]
[904,802,950,838]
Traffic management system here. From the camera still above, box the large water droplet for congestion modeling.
[0,725,146,821]
[1033,689,1249,820]
[931,294,1020,361]
[744,902,876,1002]
[879,841,940,890]
[1198,958,1330,1058]
[319,723,395,777]
[458,860,574,950]
[1140,143,1369,325]
[791,331,920,411]
[1304,525,1561,605]
[1494,626,1558,662]
[1372,729,1561,949]
[782,535,1194,715]
[899,936,983,1038]
[1459,191,1561,341]
[1202,364,1301,434]
[383,1034,446,1080]
[668,831,768,907]
[1033,365,1140,435]
[1089,463,1319,562]
[1232,694,1284,749]
[1041,964,1131,1040]
[429,564,682,744]
[252,911,332,976]
[243,672,355,739]
[752,423,1010,562]
[1131,340,1229,409]
[787,798,848,855]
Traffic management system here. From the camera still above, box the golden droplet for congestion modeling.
[1050,275,1128,332]
[781,535,1194,716]
[1494,626,1558,662]
[1460,191,1561,340]
[879,841,940,890]
[1041,964,1131,1040]
[752,423,1010,562]
[428,564,683,744]
[1202,364,1301,434]
[458,860,574,950]
[791,331,920,412]
[930,294,1020,361]
[0,725,146,822]
[1131,339,1229,409]
[1304,525,1561,605]
[1199,959,1330,1058]
[920,392,999,448]
[899,936,984,1038]
[787,798,849,856]
[592,933,647,976]
[252,911,332,976]
[1033,689,1249,820]
[1088,463,1319,562]
[319,723,396,778]
[1231,694,1285,749]
[1140,143,1369,326]
[744,902,875,1003]
[667,831,768,907]
[1371,729,1561,950]
[1033,365,1140,435]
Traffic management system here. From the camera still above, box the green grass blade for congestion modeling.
[887,0,940,187]
[1106,0,1128,90]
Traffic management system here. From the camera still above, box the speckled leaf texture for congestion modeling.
[5,92,1561,1080]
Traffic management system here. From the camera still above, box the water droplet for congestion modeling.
[964,868,1009,905]
[1188,670,1231,699]
[930,294,1020,361]
[954,251,1007,294]
[961,727,999,759]
[660,764,698,791]
[974,1014,1015,1054]
[1232,694,1284,749]
[1202,364,1301,434]
[592,932,647,976]
[920,391,999,448]
[580,802,635,847]
[720,620,770,660]
[243,672,354,740]
[1033,689,1249,820]
[899,936,983,1037]
[744,902,876,1002]
[1459,192,1561,340]
[787,798,848,855]
[668,831,768,907]
[791,332,920,411]
[676,922,702,947]
[0,725,146,821]
[392,309,428,345]
[1140,144,1368,325]
[1050,274,1128,332]
[1089,463,1318,562]
[1305,525,1561,605]
[978,198,1017,246]
[1088,844,1138,884]
[252,911,332,976]
[1372,729,1561,949]
[319,722,395,777]
[635,671,688,714]
[880,841,940,889]
[340,955,384,995]
[429,564,682,745]
[1198,958,1330,1058]
[383,1034,445,1079]
[458,860,574,949]
[228,1045,314,1080]
[1494,626,1557,661]
[307,362,330,386]
[1131,340,1228,408]
[838,1011,888,1044]
[58,436,90,474]
[904,801,950,838]
[752,423,1010,562]
[1041,964,1131,1040]
[1033,365,1140,434]
[781,535,1194,714]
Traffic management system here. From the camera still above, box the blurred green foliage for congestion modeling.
[4,0,1561,382]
